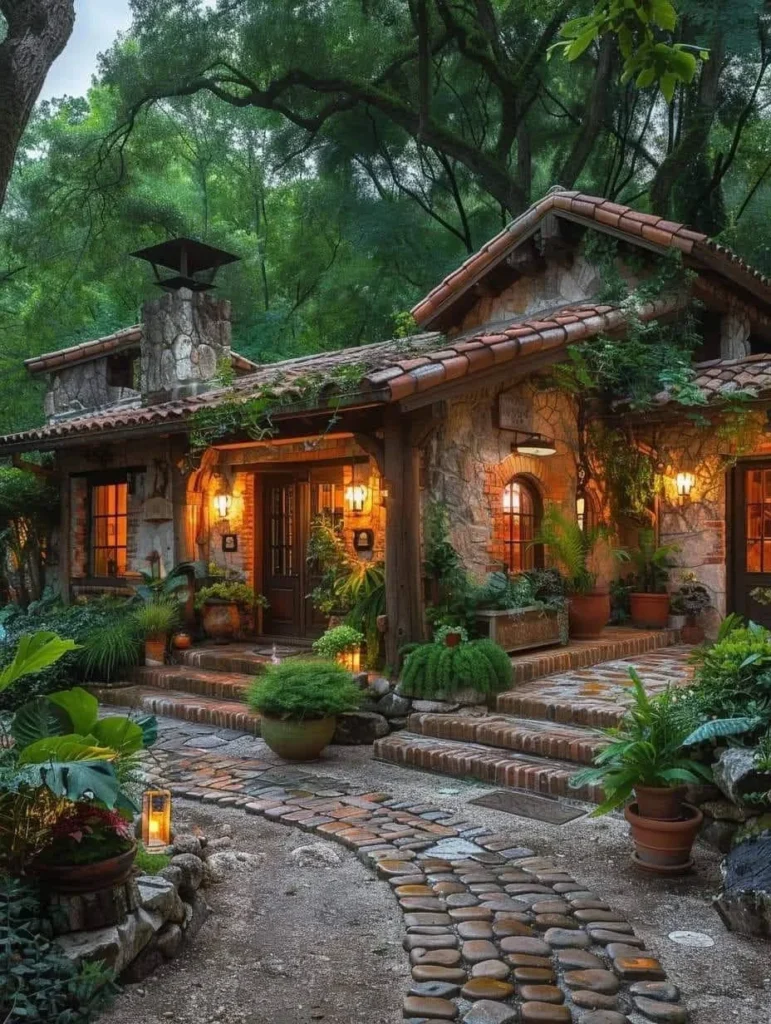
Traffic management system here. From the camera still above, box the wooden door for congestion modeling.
[731,461,771,627]
[262,476,304,636]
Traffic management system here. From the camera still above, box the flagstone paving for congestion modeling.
[140,725,689,1023]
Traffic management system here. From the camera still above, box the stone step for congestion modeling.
[98,685,261,735]
[506,626,678,686]
[177,643,271,676]
[407,712,606,766]
[131,664,254,701]
[373,731,602,803]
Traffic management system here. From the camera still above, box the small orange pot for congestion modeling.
[568,592,609,639]
[172,632,192,650]
[630,592,670,629]
[145,636,167,666]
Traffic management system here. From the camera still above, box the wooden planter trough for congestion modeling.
[475,606,568,654]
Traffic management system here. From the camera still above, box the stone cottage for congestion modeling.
[3,187,771,662]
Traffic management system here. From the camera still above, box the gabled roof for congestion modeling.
[654,353,771,406]
[411,188,771,329]
[24,326,259,376]
[0,297,682,452]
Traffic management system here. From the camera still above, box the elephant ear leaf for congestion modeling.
[18,735,116,765]
[47,686,99,735]
[92,717,144,756]
[0,632,78,693]
[137,715,158,748]
[41,760,129,809]
[10,697,69,748]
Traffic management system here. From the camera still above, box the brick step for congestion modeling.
[130,664,254,701]
[373,732,602,803]
[177,643,271,676]
[407,712,606,766]
[98,685,261,735]
[506,626,678,686]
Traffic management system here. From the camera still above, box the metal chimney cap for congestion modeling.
[130,237,240,290]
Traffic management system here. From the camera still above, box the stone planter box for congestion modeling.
[475,606,568,654]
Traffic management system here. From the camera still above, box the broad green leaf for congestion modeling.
[19,734,116,765]
[660,72,678,104]
[137,714,158,748]
[567,28,598,61]
[47,686,98,735]
[651,0,677,31]
[682,717,764,746]
[0,632,78,693]
[10,696,68,748]
[40,760,130,809]
[92,717,144,756]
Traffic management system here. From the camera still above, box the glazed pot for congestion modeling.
[634,784,686,821]
[625,802,703,874]
[32,842,137,894]
[630,592,670,629]
[259,714,337,761]
[145,635,167,666]
[201,599,240,642]
[568,592,610,639]
[681,619,705,645]
[172,631,192,651]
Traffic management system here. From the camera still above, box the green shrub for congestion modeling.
[130,600,180,639]
[400,639,513,698]
[0,876,118,1023]
[194,581,266,609]
[79,618,142,682]
[312,624,364,659]
[246,659,361,720]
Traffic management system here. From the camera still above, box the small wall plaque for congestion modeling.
[497,390,533,432]
[352,528,374,552]
[222,534,238,553]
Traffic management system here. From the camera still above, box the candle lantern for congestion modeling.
[337,646,362,673]
[141,788,172,847]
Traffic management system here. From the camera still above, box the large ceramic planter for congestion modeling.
[630,592,670,629]
[625,802,702,875]
[201,599,240,642]
[144,635,167,666]
[568,592,609,639]
[634,784,686,821]
[476,606,568,653]
[33,842,137,894]
[260,714,337,761]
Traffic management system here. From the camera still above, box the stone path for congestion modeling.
[139,722,689,1024]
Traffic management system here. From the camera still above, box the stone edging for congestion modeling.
[162,761,689,1023]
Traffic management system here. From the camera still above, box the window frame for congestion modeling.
[501,475,544,574]
[77,469,140,581]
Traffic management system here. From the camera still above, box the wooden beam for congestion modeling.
[353,432,385,475]
[58,474,71,604]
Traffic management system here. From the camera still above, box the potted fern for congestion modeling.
[131,600,179,666]
[535,508,612,639]
[625,529,679,629]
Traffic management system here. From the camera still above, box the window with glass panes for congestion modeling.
[745,467,771,573]
[501,476,543,572]
[91,482,128,576]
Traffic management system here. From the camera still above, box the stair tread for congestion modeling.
[134,665,255,684]
[134,687,259,712]
[377,731,586,773]
[411,712,606,738]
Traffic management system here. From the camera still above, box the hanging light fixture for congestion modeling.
[675,471,695,504]
[512,432,557,457]
[345,462,367,513]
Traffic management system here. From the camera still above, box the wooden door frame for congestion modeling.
[727,456,771,619]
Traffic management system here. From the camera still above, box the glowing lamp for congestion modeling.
[576,494,586,531]
[345,484,367,513]
[337,646,362,673]
[141,788,172,848]
[502,483,521,513]
[213,492,232,519]
[675,471,695,504]
[513,432,557,457]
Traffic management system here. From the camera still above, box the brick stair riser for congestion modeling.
[130,666,251,701]
[494,694,624,730]
[98,685,261,735]
[407,713,603,765]
[178,649,266,676]
[510,629,676,685]
[373,736,601,803]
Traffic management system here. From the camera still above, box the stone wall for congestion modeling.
[45,360,139,421]
[141,289,232,403]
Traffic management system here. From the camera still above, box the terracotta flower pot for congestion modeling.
[444,631,463,648]
[201,599,240,642]
[681,620,705,645]
[259,714,337,761]
[172,631,192,650]
[630,592,670,629]
[634,784,686,821]
[568,592,610,639]
[145,635,167,666]
[33,842,137,894]
[624,802,702,875]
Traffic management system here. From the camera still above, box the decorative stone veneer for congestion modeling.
[45,359,138,421]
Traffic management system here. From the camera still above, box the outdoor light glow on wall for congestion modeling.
[345,484,367,513]
[141,788,172,848]
[512,432,557,457]
[502,482,520,513]
[213,491,232,519]
[576,494,586,531]
[675,471,695,504]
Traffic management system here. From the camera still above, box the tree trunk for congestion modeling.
[0,1,75,212]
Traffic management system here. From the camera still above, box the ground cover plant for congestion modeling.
[246,659,362,721]
[399,637,513,699]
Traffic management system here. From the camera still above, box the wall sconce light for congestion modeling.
[675,471,695,504]
[345,484,366,513]
[141,788,172,848]
[512,432,557,457]
[213,489,232,519]
[576,494,586,531]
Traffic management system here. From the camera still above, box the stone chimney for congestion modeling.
[140,288,232,405]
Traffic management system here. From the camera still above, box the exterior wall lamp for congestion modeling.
[345,484,367,513]
[576,494,586,531]
[675,471,695,504]
[213,491,232,519]
[511,432,557,457]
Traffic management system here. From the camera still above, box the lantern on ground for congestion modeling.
[142,788,172,848]
[337,646,362,673]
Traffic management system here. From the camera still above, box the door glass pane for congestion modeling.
[91,482,128,577]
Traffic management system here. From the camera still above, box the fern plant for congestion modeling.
[400,639,513,698]
[623,528,679,593]
[534,507,613,595]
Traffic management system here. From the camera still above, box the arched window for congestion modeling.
[502,476,543,572]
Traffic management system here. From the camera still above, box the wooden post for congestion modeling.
[383,407,424,670]
[58,473,71,604]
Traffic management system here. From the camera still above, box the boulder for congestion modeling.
[157,864,184,888]
[702,799,749,823]
[713,747,767,806]
[289,843,342,868]
[377,692,411,718]
[714,835,771,937]
[172,833,203,856]
[700,818,740,854]
[155,922,183,959]
[332,711,390,744]
[370,676,391,698]
[137,875,178,917]
[411,700,460,714]
[206,850,267,881]
[169,853,204,896]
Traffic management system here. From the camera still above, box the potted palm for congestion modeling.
[246,659,361,760]
[571,668,710,874]
[131,600,179,665]
[625,529,679,629]
[535,507,612,639]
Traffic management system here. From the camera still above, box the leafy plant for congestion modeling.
[133,559,208,605]
[78,619,142,682]
[0,466,60,607]
[35,804,134,866]
[134,842,171,875]
[399,638,513,699]
[194,581,266,609]
[0,633,78,694]
[339,561,385,668]
[671,574,713,619]
[312,624,364,660]
[534,507,613,595]
[0,876,118,1023]
[570,668,711,815]
[307,514,353,616]
[622,528,679,594]
[246,659,361,720]
[433,624,469,645]
[130,600,180,639]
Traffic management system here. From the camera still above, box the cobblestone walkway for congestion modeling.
[140,718,689,1024]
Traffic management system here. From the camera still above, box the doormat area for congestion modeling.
[469,789,588,825]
